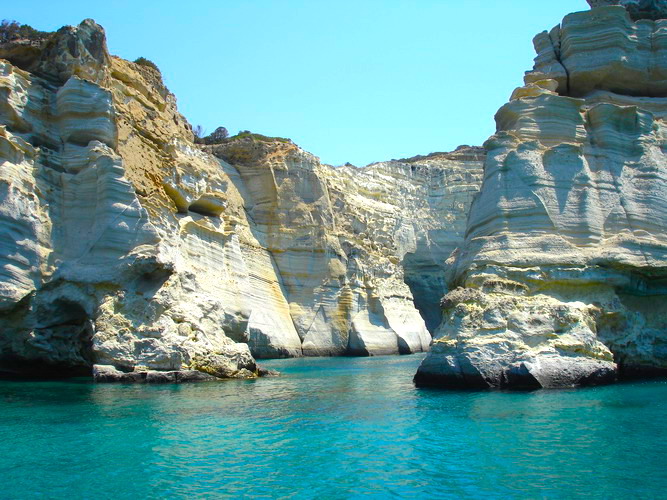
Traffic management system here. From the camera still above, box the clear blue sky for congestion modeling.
[5,0,587,165]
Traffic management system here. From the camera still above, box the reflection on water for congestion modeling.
[1,355,666,499]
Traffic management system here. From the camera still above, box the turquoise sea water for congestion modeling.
[1,354,667,499]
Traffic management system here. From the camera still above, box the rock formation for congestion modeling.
[415,2,667,389]
[587,0,667,20]
[0,20,482,379]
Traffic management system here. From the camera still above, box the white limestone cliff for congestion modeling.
[415,3,667,389]
[0,20,483,379]
[203,140,483,358]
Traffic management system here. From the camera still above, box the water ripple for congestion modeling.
[1,355,667,499]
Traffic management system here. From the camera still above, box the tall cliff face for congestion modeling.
[204,140,483,357]
[0,20,258,378]
[0,20,482,379]
[416,3,667,389]
[360,148,484,333]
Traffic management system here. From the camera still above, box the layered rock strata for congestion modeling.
[361,148,485,333]
[207,139,483,356]
[416,3,667,389]
[0,20,483,379]
[201,141,485,357]
[587,0,667,20]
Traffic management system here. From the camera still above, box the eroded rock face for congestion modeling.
[416,6,667,389]
[349,147,484,333]
[0,21,288,379]
[205,141,483,357]
[531,5,667,97]
[587,0,667,20]
[0,20,483,379]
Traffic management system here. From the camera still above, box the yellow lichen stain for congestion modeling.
[332,285,354,334]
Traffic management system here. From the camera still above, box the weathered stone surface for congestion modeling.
[414,287,617,389]
[528,6,667,97]
[205,139,482,358]
[416,5,667,389]
[0,19,110,84]
[257,366,280,377]
[588,0,667,20]
[92,364,218,383]
[190,344,257,378]
[0,19,483,379]
[93,365,141,383]
[0,21,292,378]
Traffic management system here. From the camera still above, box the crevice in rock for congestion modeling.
[402,252,446,333]
[0,356,92,379]
[188,196,225,217]
[0,296,94,379]
[134,268,173,296]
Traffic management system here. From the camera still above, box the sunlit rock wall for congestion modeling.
[416,4,667,389]
[0,19,484,377]
[335,148,484,333]
[0,21,263,379]
[207,141,483,357]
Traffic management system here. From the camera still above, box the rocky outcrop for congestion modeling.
[416,3,667,389]
[205,140,483,357]
[0,20,482,380]
[343,147,484,333]
[587,0,667,20]
[0,21,260,380]
[532,3,667,97]
[92,364,219,383]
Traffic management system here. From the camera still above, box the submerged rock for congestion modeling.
[257,366,280,377]
[93,364,219,383]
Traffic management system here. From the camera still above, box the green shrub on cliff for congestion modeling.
[206,127,229,143]
[0,20,49,43]
[134,57,161,73]
[231,131,291,143]
[199,127,229,145]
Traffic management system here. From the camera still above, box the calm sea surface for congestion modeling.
[1,354,666,499]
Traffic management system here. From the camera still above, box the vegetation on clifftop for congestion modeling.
[229,130,291,144]
[194,126,291,146]
[200,129,295,165]
[0,20,50,43]
[133,56,161,73]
